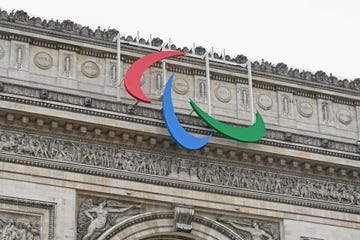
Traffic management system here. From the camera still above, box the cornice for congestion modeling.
[0,9,359,96]
[1,31,359,106]
[0,82,359,159]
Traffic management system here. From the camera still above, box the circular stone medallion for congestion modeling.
[215,86,231,103]
[297,101,313,118]
[257,94,273,110]
[172,78,189,95]
[34,52,53,70]
[337,110,352,125]
[81,61,100,78]
[0,46,5,60]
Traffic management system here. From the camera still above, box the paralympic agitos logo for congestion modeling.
[124,51,266,150]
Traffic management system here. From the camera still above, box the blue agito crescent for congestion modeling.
[162,73,212,150]
[124,51,266,151]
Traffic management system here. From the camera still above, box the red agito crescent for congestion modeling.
[124,51,185,103]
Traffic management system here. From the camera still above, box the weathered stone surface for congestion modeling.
[0,7,359,240]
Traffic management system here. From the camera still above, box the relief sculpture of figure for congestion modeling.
[220,219,273,240]
[82,199,140,240]
[1,218,18,240]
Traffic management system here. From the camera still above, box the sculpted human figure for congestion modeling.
[136,155,147,173]
[189,165,200,181]
[209,168,219,184]
[159,159,168,176]
[169,162,178,176]
[223,166,232,186]
[49,140,61,159]
[114,150,125,169]
[16,222,26,240]
[240,171,250,188]
[37,136,50,158]
[232,170,241,187]
[1,218,18,240]
[263,173,271,191]
[252,174,261,190]
[25,224,34,240]
[221,219,273,240]
[274,176,282,193]
[146,156,154,174]
[82,200,139,240]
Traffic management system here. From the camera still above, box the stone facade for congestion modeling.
[0,9,359,240]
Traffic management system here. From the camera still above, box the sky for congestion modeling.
[1,0,359,80]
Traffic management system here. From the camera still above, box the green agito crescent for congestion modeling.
[190,99,266,142]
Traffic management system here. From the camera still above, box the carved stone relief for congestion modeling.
[218,216,280,240]
[64,55,72,77]
[174,206,194,233]
[322,102,330,121]
[337,109,352,125]
[15,45,24,69]
[297,101,313,118]
[110,63,117,85]
[241,89,249,108]
[279,93,294,117]
[319,100,333,123]
[1,83,359,155]
[199,81,206,99]
[97,211,243,240]
[0,196,55,240]
[257,94,273,110]
[237,84,250,112]
[77,197,141,240]
[283,96,290,114]
[0,212,41,240]
[34,52,53,70]
[81,61,100,78]
[172,78,189,95]
[0,128,360,207]
[146,71,162,97]
[0,45,5,60]
[215,85,232,103]
[195,77,207,103]
[0,9,360,92]
[57,51,76,78]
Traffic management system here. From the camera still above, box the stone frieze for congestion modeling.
[0,128,359,208]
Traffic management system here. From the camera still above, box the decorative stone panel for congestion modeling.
[0,196,55,240]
